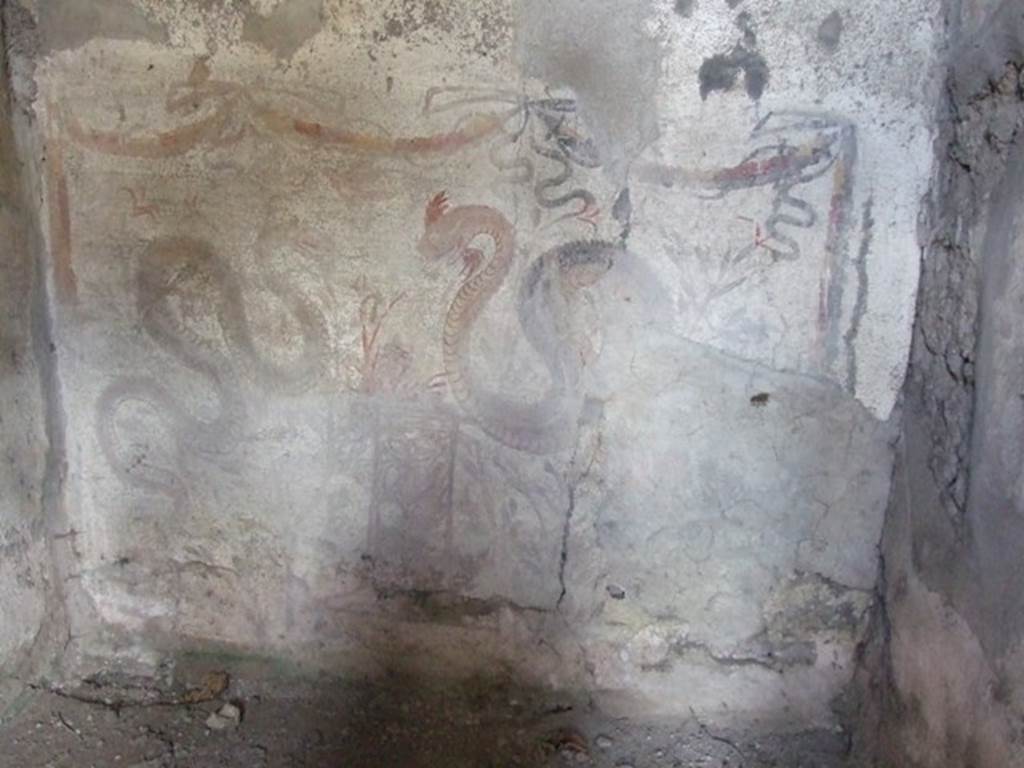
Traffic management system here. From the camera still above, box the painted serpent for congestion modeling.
[418,192,620,454]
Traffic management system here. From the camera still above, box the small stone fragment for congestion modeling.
[596,734,613,749]
[606,584,626,600]
[204,702,242,731]
[546,727,589,757]
[184,671,230,704]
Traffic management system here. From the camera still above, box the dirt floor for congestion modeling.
[0,669,852,767]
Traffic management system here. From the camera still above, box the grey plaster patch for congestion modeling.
[674,0,696,18]
[966,136,1024,658]
[242,0,324,60]
[36,0,168,52]
[516,0,664,181]
[817,10,844,52]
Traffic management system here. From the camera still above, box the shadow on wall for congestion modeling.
[21,646,855,768]
[854,1,1024,766]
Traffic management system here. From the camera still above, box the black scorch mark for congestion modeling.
[699,46,769,100]
[699,10,768,100]
[750,392,770,407]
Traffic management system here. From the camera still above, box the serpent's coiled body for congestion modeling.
[420,198,616,454]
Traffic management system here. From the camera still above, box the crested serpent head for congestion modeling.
[417,190,458,261]
[417,190,489,278]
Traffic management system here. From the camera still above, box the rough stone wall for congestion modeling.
[3,0,945,753]
[0,3,58,716]
[856,1,1024,765]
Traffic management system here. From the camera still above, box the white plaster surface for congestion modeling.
[12,0,944,726]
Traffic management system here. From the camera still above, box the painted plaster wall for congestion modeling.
[857,2,1024,765]
[6,0,943,741]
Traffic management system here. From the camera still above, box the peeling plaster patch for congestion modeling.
[766,571,871,638]
[674,0,697,18]
[377,0,457,39]
[131,0,244,51]
[242,0,324,59]
[817,10,844,52]
[368,0,511,58]
[516,0,665,181]
[36,0,168,52]
[2,1,41,109]
[844,198,874,397]
[249,0,285,13]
